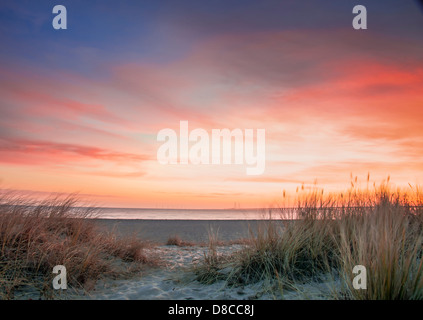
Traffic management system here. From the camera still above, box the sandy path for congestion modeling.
[72,245,338,300]
[76,245,267,300]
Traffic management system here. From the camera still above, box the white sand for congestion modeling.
[70,244,340,300]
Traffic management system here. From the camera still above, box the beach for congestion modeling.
[71,245,338,300]
[3,202,337,301]
[60,219,338,300]
[4,193,422,301]
[93,219,280,244]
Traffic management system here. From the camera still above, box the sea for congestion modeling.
[93,207,284,220]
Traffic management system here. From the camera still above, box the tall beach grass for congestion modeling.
[0,193,153,299]
[195,180,423,299]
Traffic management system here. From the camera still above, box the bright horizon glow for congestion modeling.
[1,1,423,210]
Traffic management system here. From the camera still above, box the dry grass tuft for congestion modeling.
[195,180,423,299]
[0,193,155,299]
[166,235,195,247]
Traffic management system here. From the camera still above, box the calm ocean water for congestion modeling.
[94,207,282,220]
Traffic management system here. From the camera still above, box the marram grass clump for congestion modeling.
[195,181,423,300]
[0,193,154,300]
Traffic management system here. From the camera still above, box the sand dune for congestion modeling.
[71,244,338,300]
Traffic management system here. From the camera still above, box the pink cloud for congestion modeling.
[0,138,152,166]
[1,28,423,207]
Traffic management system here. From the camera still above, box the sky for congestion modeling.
[0,0,423,209]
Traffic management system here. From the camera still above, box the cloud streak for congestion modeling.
[0,138,151,166]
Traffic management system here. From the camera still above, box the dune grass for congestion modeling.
[0,193,154,300]
[195,181,423,299]
[337,185,423,299]
[166,235,196,247]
